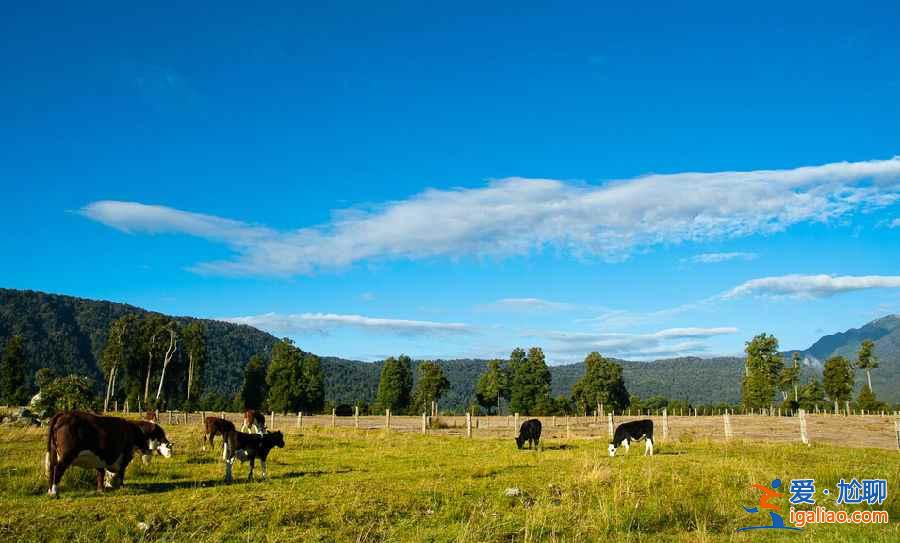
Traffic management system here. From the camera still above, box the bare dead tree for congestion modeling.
[155,327,178,402]
[143,332,159,405]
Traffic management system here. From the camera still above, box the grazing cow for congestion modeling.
[203,416,236,451]
[608,419,654,457]
[240,409,266,435]
[515,418,542,450]
[133,420,174,464]
[222,430,284,482]
[45,411,170,497]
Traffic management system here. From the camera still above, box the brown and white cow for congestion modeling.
[134,419,174,464]
[203,416,236,451]
[240,409,266,435]
[45,411,171,497]
[222,430,284,482]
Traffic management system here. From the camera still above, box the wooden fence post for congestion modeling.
[565,415,571,439]
[421,412,427,434]
[385,408,391,432]
[723,412,733,440]
[270,411,275,430]
[514,413,519,432]
[662,408,669,441]
[607,413,614,438]
[894,418,899,451]
[168,410,173,424]
[845,401,850,417]
[466,412,472,438]
[552,415,556,428]
[296,411,302,428]
[799,409,810,445]
[331,408,336,429]
[354,405,359,429]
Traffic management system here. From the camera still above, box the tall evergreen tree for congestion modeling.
[741,333,783,410]
[822,355,854,403]
[0,335,28,405]
[412,361,450,414]
[571,352,629,414]
[266,338,304,414]
[241,354,268,410]
[509,347,552,415]
[475,359,509,414]
[301,352,325,413]
[375,355,413,413]
[855,339,878,392]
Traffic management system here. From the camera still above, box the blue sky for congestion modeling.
[2,2,899,363]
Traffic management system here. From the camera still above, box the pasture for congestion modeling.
[0,415,897,542]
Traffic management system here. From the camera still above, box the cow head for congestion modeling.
[608,443,617,457]
[265,431,285,450]
[137,421,173,463]
[515,435,525,449]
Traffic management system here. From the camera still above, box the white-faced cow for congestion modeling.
[222,430,284,482]
[515,418,542,450]
[203,416,236,451]
[240,409,266,435]
[608,419,654,457]
[45,411,171,497]
[133,419,173,464]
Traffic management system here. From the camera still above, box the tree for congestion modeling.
[266,338,304,414]
[855,339,878,392]
[375,355,414,413]
[779,352,802,403]
[741,334,783,410]
[241,355,268,410]
[571,352,629,414]
[798,378,825,412]
[182,321,207,404]
[412,361,450,414]
[475,360,508,414]
[36,375,97,413]
[856,384,886,413]
[508,347,552,415]
[301,353,325,413]
[822,355,854,403]
[0,335,28,405]
[35,368,58,391]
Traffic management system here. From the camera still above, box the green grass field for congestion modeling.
[0,423,897,542]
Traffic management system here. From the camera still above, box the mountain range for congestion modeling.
[1,288,897,409]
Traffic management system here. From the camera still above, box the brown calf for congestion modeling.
[240,409,266,434]
[203,416,236,451]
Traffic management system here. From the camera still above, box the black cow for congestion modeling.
[45,411,170,497]
[609,419,654,457]
[222,430,285,482]
[515,418,542,450]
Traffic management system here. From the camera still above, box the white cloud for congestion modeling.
[223,312,473,336]
[80,156,900,276]
[723,274,900,299]
[683,252,758,264]
[890,218,900,228]
[481,298,575,312]
[538,326,737,359]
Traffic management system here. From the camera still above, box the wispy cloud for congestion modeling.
[682,252,758,264]
[360,292,376,302]
[223,312,473,336]
[890,218,900,228]
[722,274,900,299]
[480,298,575,312]
[536,326,738,359]
[80,157,900,276]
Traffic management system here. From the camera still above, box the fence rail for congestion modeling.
[92,408,900,451]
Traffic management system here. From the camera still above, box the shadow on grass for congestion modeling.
[275,468,354,479]
[540,443,575,451]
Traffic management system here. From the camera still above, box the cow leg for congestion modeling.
[622,439,630,454]
[224,455,234,483]
[96,469,106,492]
[248,457,255,481]
[48,451,76,498]
[260,458,267,479]
[645,438,654,456]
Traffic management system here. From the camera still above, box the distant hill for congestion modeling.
[796,315,900,402]
[1,288,897,409]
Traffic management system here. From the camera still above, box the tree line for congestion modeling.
[741,333,889,412]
